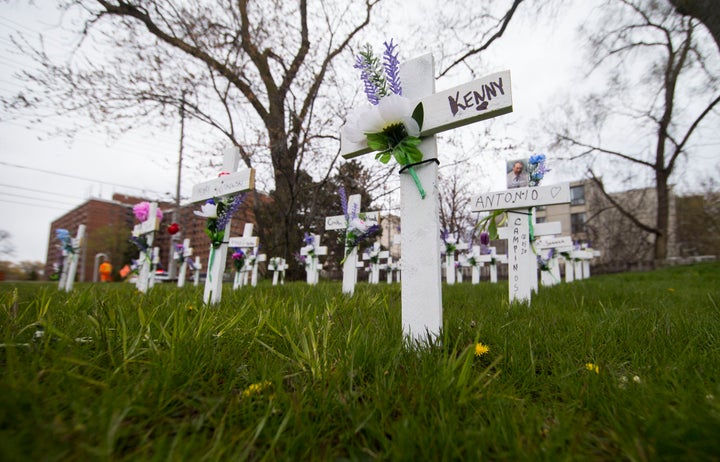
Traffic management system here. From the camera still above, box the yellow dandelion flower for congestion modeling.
[186,305,194,312]
[475,342,490,357]
[242,380,272,398]
[585,363,600,374]
[667,288,675,292]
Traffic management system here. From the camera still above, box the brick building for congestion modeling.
[45,193,258,283]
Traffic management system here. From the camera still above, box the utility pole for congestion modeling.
[168,92,186,280]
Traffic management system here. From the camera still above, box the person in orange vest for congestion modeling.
[99,259,113,282]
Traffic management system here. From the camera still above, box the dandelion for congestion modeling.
[667,287,675,292]
[585,363,600,373]
[475,342,490,357]
[242,380,273,398]
[632,375,641,383]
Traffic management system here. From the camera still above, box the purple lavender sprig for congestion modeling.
[216,193,246,231]
[383,39,402,96]
[354,44,387,105]
[339,186,348,221]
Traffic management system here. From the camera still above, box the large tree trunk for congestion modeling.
[655,170,670,260]
[669,0,720,54]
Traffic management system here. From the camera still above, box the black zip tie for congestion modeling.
[507,210,532,216]
[398,158,440,174]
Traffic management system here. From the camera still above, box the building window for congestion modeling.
[535,216,546,224]
[570,185,585,205]
[571,212,586,234]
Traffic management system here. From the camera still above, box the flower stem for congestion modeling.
[406,166,426,199]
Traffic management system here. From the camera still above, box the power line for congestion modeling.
[0,198,70,211]
[0,191,78,206]
[0,182,85,199]
[0,160,167,195]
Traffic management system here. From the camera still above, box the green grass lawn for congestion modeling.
[1,263,719,461]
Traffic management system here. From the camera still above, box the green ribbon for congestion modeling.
[207,246,216,286]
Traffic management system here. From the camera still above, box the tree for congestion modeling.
[668,0,720,53]
[555,0,720,261]
[4,1,529,266]
[0,230,14,257]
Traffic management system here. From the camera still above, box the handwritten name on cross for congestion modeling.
[535,235,572,287]
[325,193,379,295]
[132,203,160,294]
[473,183,570,303]
[341,54,512,343]
[190,147,255,304]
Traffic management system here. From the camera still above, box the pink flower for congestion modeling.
[133,202,150,222]
[133,202,164,223]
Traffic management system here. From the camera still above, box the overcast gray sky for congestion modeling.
[1,0,718,265]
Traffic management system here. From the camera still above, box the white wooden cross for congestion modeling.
[443,237,469,285]
[190,256,202,286]
[190,147,255,304]
[497,218,561,298]
[268,257,287,286]
[59,224,86,292]
[473,183,570,303]
[385,256,395,284]
[299,234,327,285]
[363,242,388,285]
[535,235,572,287]
[325,193,380,295]
[247,249,267,287]
[341,54,512,343]
[131,202,160,294]
[228,223,259,289]
[149,246,160,289]
[481,247,507,283]
[463,245,484,285]
[175,238,193,288]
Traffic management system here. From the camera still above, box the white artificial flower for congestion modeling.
[348,217,368,233]
[343,94,419,143]
[194,202,218,218]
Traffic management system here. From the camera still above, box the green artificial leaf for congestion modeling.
[488,219,498,240]
[366,132,389,151]
[403,143,424,164]
[412,103,424,131]
[375,150,392,164]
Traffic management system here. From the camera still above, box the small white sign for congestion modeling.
[190,169,255,203]
[472,183,571,212]
[228,236,259,248]
[324,211,380,231]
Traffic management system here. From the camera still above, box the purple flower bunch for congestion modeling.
[129,235,149,253]
[196,193,246,249]
[354,39,402,104]
[231,248,246,272]
[174,243,185,263]
[441,229,457,254]
[479,231,492,255]
[294,252,309,267]
[354,39,402,105]
[339,187,381,263]
[528,154,550,187]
